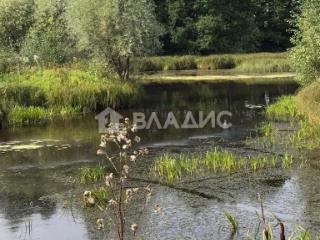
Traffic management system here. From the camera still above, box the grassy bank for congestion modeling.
[265,87,320,150]
[0,66,139,127]
[133,52,292,74]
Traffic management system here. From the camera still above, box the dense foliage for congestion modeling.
[0,0,301,64]
[291,0,320,85]
[155,0,300,54]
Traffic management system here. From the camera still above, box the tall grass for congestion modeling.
[296,82,320,124]
[153,148,291,183]
[0,67,139,126]
[266,96,301,121]
[133,52,291,73]
[80,165,105,184]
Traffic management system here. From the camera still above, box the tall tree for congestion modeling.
[0,0,34,52]
[22,0,76,64]
[68,0,163,81]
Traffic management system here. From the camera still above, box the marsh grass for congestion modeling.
[0,67,139,126]
[8,105,78,126]
[296,82,320,124]
[223,211,238,234]
[80,164,105,184]
[132,52,289,73]
[265,93,320,150]
[266,96,300,121]
[153,148,291,183]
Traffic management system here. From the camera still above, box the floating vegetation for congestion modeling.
[153,148,293,183]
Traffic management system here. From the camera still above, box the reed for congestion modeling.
[153,148,290,182]
[223,211,238,234]
[80,164,105,184]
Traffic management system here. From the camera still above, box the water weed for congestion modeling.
[80,165,105,184]
[153,148,290,182]
[223,211,238,234]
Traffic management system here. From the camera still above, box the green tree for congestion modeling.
[0,0,34,52]
[22,0,76,64]
[291,0,320,85]
[68,0,162,81]
[253,0,300,51]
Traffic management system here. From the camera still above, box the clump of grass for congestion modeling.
[196,55,236,70]
[153,154,200,183]
[204,148,245,172]
[289,120,320,150]
[131,57,164,72]
[0,67,140,127]
[266,96,300,121]
[296,82,320,124]
[163,56,197,71]
[153,148,290,183]
[80,165,105,184]
[258,122,274,138]
[7,105,79,127]
[235,59,291,73]
[282,153,293,168]
[8,106,49,126]
[91,187,110,207]
[223,211,238,234]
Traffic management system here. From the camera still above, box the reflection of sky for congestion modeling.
[0,209,88,240]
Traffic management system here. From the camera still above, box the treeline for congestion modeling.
[155,0,300,54]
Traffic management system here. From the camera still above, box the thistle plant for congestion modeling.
[84,118,151,240]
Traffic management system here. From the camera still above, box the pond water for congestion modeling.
[1,80,319,240]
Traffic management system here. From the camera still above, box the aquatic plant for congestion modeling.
[153,154,200,183]
[266,96,300,121]
[204,148,244,172]
[80,164,105,184]
[84,118,150,240]
[223,211,238,235]
[153,148,288,182]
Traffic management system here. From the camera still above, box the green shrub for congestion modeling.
[290,0,320,85]
[21,0,76,64]
[0,0,34,51]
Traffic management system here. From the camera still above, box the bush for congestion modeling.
[21,0,76,64]
[290,0,320,85]
[0,0,34,51]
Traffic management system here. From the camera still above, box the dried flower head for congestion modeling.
[131,223,138,235]
[105,173,113,187]
[123,165,129,175]
[130,155,137,162]
[134,136,141,143]
[96,218,104,230]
